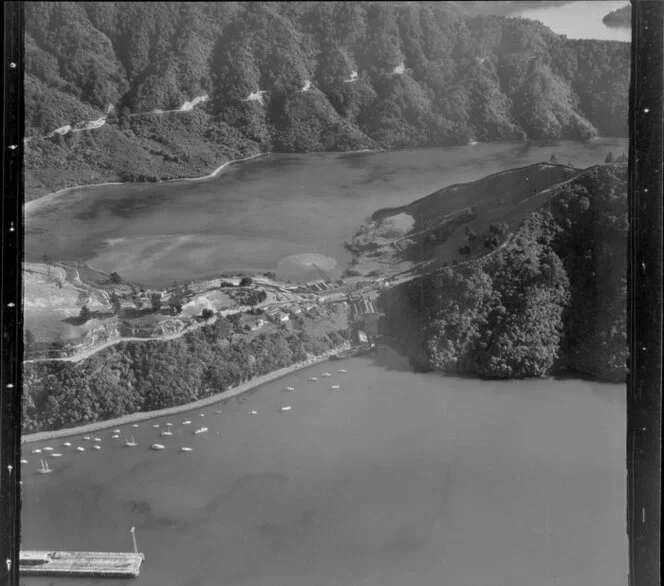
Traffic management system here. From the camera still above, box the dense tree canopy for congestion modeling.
[24,2,629,197]
[382,164,627,382]
[23,324,350,433]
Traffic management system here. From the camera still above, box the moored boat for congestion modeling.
[36,458,52,475]
[180,447,193,452]
[123,436,137,447]
[161,431,173,436]
[183,420,192,425]
[280,406,292,412]
[150,443,165,451]
[75,446,85,452]
[31,449,41,454]
[194,426,208,434]
[63,442,72,447]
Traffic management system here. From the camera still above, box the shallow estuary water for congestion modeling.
[21,352,627,586]
[25,138,627,288]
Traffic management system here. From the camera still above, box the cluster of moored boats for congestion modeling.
[24,368,349,474]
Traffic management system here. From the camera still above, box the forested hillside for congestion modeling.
[24,2,629,199]
[23,321,350,433]
[381,163,627,382]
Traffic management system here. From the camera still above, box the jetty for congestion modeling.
[19,526,144,578]
[19,551,145,578]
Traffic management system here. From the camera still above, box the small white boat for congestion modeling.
[83,436,91,440]
[112,434,120,439]
[280,406,292,412]
[151,443,165,451]
[194,427,208,434]
[20,459,28,464]
[113,429,120,434]
[199,413,205,417]
[309,377,318,381]
[183,420,192,425]
[180,447,193,452]
[92,445,101,451]
[43,446,53,452]
[36,458,52,475]
[285,387,295,391]
[123,436,137,447]
[75,446,85,452]
[51,453,63,458]
[338,369,347,373]
[214,410,223,414]
[166,423,173,427]
[131,424,139,428]
[322,373,331,378]
[63,442,72,447]
[249,410,258,415]
[161,431,173,437]
[152,424,160,428]
[31,449,41,454]
[330,385,340,390]
[93,437,102,443]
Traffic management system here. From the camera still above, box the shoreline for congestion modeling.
[24,152,268,213]
[21,344,349,444]
[23,146,387,212]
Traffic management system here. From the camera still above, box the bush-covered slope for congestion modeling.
[380,163,627,381]
[24,2,629,199]
[23,321,350,433]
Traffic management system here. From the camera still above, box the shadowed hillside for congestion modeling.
[24,2,629,200]
[377,163,627,381]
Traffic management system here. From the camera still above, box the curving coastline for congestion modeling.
[21,343,350,444]
[24,147,387,213]
[24,152,268,213]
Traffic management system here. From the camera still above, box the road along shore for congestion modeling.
[21,343,350,444]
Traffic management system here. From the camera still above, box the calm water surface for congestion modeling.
[21,353,627,586]
[25,139,627,287]
[511,1,630,42]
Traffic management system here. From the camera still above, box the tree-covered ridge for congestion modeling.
[381,163,627,381]
[23,322,350,433]
[24,2,629,198]
[603,5,631,26]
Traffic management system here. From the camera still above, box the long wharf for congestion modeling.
[19,551,145,578]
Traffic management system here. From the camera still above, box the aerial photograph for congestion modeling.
[19,1,630,584]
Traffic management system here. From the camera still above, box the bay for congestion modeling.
[20,352,627,586]
[25,138,627,288]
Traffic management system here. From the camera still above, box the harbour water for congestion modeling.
[510,1,631,43]
[21,351,627,586]
[24,138,627,288]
